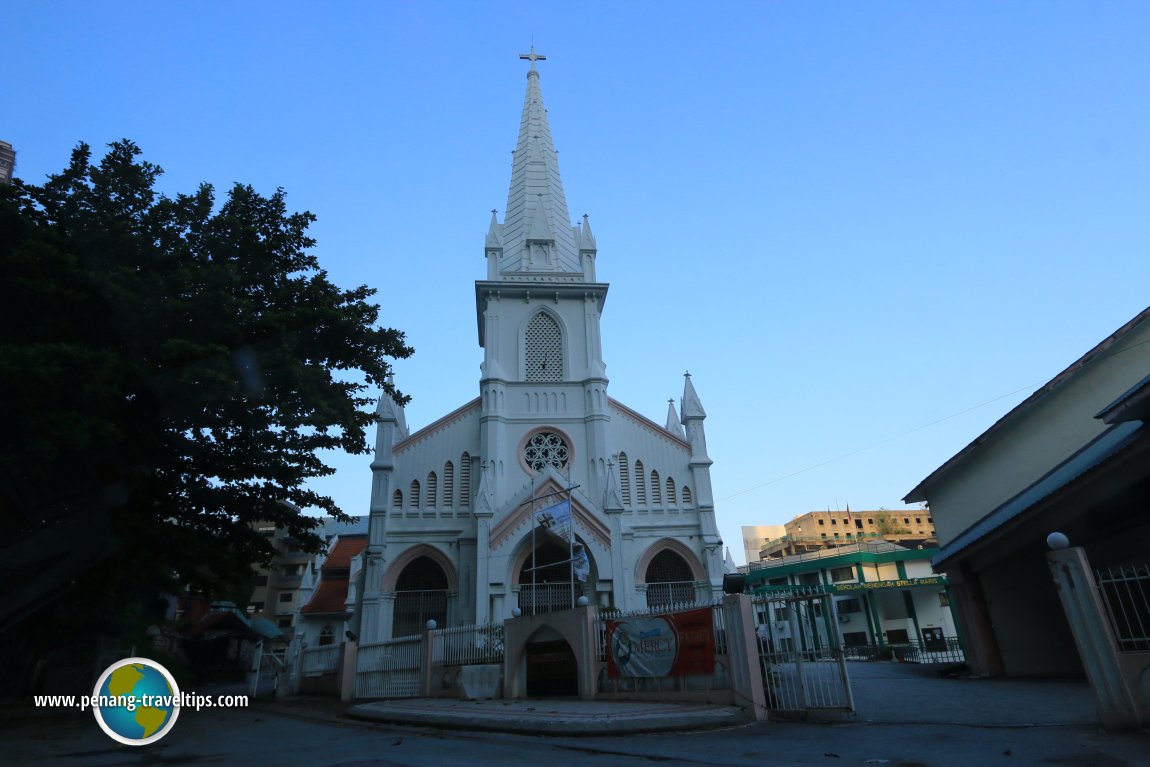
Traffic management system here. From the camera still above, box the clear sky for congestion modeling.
[9,2,1149,563]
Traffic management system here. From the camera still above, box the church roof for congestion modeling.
[490,49,581,274]
[321,534,367,572]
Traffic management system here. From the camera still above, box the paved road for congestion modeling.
[5,663,1148,767]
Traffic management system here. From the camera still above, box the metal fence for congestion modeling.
[1097,562,1150,652]
[431,623,505,667]
[645,581,703,608]
[354,634,423,699]
[841,637,965,664]
[392,589,455,637]
[301,644,341,676]
[752,589,854,715]
[517,582,581,615]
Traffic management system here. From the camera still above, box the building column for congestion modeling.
[951,562,1005,676]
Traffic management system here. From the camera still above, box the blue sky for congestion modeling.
[9,2,1149,562]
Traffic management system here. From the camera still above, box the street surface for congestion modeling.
[5,663,1148,767]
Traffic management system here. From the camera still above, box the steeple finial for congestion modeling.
[520,46,547,71]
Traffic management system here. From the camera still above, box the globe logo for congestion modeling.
[92,657,181,745]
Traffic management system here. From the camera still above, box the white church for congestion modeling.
[356,51,729,643]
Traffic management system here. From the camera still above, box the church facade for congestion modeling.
[357,52,726,643]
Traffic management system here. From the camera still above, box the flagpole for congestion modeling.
[530,476,536,617]
[568,468,575,610]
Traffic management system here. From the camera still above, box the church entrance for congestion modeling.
[524,638,578,697]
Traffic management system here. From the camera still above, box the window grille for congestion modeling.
[650,470,662,505]
[645,550,696,607]
[426,472,437,507]
[634,460,647,505]
[409,480,420,508]
[1097,563,1150,652]
[666,476,676,505]
[392,490,403,508]
[517,541,583,615]
[525,312,563,382]
[681,486,692,506]
[394,556,450,636]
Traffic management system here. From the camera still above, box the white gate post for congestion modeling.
[722,595,769,721]
[1046,534,1141,730]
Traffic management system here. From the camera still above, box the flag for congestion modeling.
[571,544,590,582]
[534,499,572,542]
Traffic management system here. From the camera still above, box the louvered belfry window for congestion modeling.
[525,312,563,382]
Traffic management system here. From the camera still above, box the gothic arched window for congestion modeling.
[393,556,449,636]
[645,549,696,607]
[443,461,454,506]
[525,312,563,382]
[459,453,471,507]
[618,452,631,506]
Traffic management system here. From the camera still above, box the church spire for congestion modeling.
[496,48,580,274]
[681,371,707,420]
[665,398,685,437]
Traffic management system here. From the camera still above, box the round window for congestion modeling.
[523,431,570,472]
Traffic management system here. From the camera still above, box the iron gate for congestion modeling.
[752,588,854,716]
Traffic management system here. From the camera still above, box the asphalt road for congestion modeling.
[5,663,1148,767]
[5,699,1149,767]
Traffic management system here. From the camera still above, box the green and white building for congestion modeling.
[744,541,958,651]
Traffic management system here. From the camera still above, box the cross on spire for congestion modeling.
[520,46,547,70]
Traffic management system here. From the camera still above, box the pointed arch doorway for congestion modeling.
[524,628,579,697]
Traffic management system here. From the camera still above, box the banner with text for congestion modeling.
[606,608,715,678]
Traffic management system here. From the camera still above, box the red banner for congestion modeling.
[606,608,715,678]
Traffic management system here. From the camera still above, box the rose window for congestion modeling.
[524,431,570,472]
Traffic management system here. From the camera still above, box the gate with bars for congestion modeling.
[354,634,424,699]
[752,587,854,716]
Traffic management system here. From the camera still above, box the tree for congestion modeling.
[0,141,412,646]
[873,509,909,536]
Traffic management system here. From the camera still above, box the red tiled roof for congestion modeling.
[323,535,366,572]
[300,578,351,615]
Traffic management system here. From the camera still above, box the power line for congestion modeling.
[717,381,1044,502]
[719,324,1150,504]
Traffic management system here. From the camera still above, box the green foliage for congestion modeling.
[873,509,910,536]
[0,141,412,629]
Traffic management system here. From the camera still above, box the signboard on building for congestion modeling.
[606,608,715,678]
[831,576,944,593]
[751,575,946,596]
